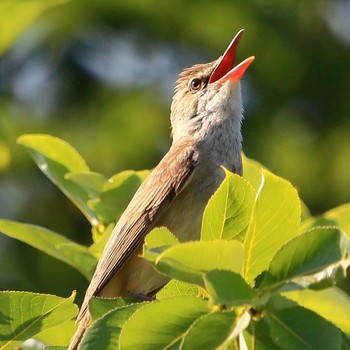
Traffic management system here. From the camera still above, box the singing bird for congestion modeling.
[69,30,254,349]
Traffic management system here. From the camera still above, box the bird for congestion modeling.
[68,29,254,349]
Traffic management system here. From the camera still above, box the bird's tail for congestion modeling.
[68,312,90,350]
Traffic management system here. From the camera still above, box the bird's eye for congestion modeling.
[190,78,202,91]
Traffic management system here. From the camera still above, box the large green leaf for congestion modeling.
[119,296,211,350]
[243,169,301,284]
[284,287,350,335]
[144,239,244,287]
[201,169,255,241]
[80,303,143,350]
[267,304,342,350]
[204,270,257,307]
[0,291,78,350]
[0,220,97,280]
[17,134,99,225]
[261,227,350,292]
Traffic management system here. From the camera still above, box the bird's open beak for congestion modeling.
[209,30,254,84]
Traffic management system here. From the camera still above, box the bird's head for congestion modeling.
[170,30,254,143]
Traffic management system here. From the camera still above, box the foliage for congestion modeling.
[0,134,350,349]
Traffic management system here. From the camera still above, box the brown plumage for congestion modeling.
[68,30,254,349]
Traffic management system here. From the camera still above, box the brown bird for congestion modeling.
[68,30,254,349]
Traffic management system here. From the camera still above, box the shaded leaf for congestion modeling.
[89,297,138,321]
[204,270,257,307]
[0,220,97,280]
[0,291,78,350]
[119,296,211,350]
[181,310,238,350]
[201,169,255,241]
[80,304,143,350]
[267,304,342,350]
[262,227,350,292]
[88,170,148,224]
[244,169,301,284]
[65,172,106,198]
[284,287,350,335]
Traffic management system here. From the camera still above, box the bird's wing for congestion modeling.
[78,141,198,320]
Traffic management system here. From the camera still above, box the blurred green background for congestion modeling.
[0,0,349,303]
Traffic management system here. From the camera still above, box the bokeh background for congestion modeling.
[0,1,349,302]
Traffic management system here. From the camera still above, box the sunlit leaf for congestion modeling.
[244,169,301,284]
[36,320,76,346]
[284,287,350,335]
[201,169,255,241]
[143,227,179,263]
[156,280,199,299]
[145,240,244,287]
[324,204,350,237]
[0,220,97,280]
[17,134,99,225]
[119,297,211,350]
[0,291,77,350]
[261,227,350,292]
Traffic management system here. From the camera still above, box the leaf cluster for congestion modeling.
[0,135,350,349]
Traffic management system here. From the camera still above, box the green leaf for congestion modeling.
[89,222,115,257]
[36,319,76,346]
[17,134,99,225]
[143,227,179,263]
[201,169,255,241]
[245,319,281,350]
[156,280,199,299]
[262,227,350,292]
[267,304,342,350]
[181,310,238,350]
[65,172,106,198]
[88,170,149,224]
[204,270,257,307]
[0,291,78,350]
[0,220,97,280]
[145,240,244,287]
[119,296,211,350]
[244,168,301,284]
[324,204,350,237]
[284,287,350,335]
[89,297,138,321]
[242,154,265,192]
[80,303,143,350]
